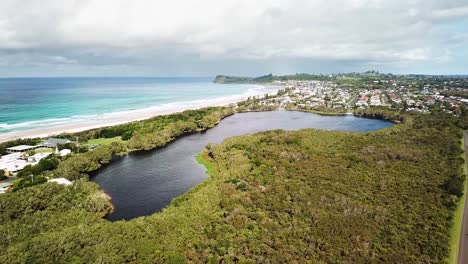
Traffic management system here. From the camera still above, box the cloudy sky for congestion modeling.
[0,0,467,77]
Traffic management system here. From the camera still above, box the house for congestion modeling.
[6,145,38,153]
[41,138,72,148]
[370,96,381,106]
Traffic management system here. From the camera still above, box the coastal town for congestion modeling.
[1,73,467,263]
[240,73,468,116]
[2,72,468,194]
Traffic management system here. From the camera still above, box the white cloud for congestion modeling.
[0,0,466,74]
[432,5,468,19]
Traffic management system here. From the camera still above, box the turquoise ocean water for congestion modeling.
[0,77,262,134]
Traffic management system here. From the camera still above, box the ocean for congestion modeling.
[0,77,265,134]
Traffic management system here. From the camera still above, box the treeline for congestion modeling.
[53,142,126,181]
[288,105,349,115]
[127,107,234,150]
[354,107,405,123]
[56,107,233,143]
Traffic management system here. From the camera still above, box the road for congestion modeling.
[458,131,468,264]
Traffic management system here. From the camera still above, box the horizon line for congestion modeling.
[0,72,467,79]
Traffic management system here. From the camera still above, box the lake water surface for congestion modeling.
[92,111,393,221]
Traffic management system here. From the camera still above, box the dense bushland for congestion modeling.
[354,107,405,123]
[0,111,465,263]
[56,107,235,143]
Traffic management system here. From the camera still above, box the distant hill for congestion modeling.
[213,75,253,84]
[214,72,468,84]
[214,73,335,84]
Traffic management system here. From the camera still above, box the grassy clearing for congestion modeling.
[195,150,216,175]
[34,148,54,153]
[86,136,124,146]
[447,135,467,264]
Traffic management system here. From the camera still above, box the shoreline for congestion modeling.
[287,108,352,116]
[0,85,281,143]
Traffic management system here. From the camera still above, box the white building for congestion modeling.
[6,145,38,153]
[48,178,72,186]
[59,149,72,157]
[0,153,27,173]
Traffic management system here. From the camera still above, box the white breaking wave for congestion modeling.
[0,118,71,130]
[0,84,280,134]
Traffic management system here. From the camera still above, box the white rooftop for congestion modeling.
[0,159,28,172]
[48,178,72,186]
[6,145,35,151]
[59,149,72,157]
[0,153,22,160]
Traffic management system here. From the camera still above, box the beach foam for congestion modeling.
[0,84,280,142]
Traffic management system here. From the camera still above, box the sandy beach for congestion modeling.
[0,86,280,143]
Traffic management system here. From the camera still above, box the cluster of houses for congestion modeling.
[259,79,468,115]
[262,81,355,109]
[354,90,389,107]
[0,137,74,193]
[0,138,72,175]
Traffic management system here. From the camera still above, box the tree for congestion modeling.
[0,169,6,180]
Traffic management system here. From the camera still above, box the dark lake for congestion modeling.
[92,111,393,221]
